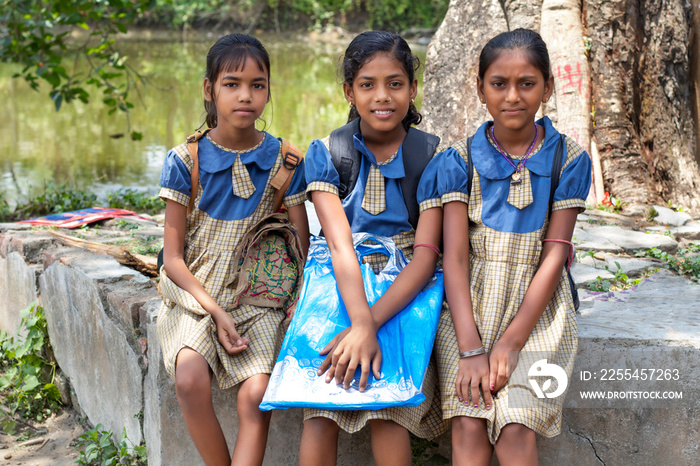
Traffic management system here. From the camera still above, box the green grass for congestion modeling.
[637,243,700,282]
[587,262,642,292]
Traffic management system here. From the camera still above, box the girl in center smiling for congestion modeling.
[299,31,446,465]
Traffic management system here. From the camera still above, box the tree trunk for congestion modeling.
[503,0,543,30]
[586,0,700,212]
[541,0,597,201]
[541,0,590,151]
[638,0,700,211]
[693,0,700,167]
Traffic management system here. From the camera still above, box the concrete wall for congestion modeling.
[2,224,699,465]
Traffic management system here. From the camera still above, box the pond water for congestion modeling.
[0,31,426,206]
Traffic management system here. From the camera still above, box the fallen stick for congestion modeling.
[46,230,158,276]
[16,437,45,448]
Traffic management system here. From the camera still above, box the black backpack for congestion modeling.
[465,133,579,310]
[329,119,440,230]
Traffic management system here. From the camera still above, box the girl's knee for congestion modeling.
[452,415,487,437]
[368,419,405,435]
[238,374,269,406]
[175,370,209,400]
[303,416,340,438]
[174,354,211,402]
[498,423,535,442]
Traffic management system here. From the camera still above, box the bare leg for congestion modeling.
[451,416,492,466]
[299,416,340,466]
[368,419,411,466]
[493,423,538,466]
[230,374,273,466]
[175,348,230,466]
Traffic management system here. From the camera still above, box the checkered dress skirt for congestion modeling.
[434,137,584,443]
[157,139,305,389]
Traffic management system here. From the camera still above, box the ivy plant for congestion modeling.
[0,303,62,423]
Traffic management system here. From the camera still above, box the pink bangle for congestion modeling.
[414,243,441,256]
[542,238,574,271]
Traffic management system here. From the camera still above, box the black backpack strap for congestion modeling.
[549,134,565,215]
[400,127,440,229]
[465,135,474,196]
[329,119,362,199]
[547,134,580,310]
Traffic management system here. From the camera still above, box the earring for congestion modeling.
[348,101,354,108]
[410,98,415,105]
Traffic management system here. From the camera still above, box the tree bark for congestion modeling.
[541,0,590,152]
[586,0,700,212]
[693,0,700,167]
[638,0,699,211]
[541,0,596,201]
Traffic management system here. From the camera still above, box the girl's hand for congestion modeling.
[456,354,493,409]
[212,310,250,355]
[488,338,520,393]
[323,323,382,392]
[316,327,351,376]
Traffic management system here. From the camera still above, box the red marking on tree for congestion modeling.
[557,62,588,98]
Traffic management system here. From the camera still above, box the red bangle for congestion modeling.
[542,238,574,271]
[413,243,441,256]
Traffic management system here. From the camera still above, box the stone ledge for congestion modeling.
[0,252,38,335]
[0,230,59,265]
[39,257,147,447]
[3,224,699,464]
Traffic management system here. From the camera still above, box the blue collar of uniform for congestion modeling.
[352,133,405,179]
[472,117,561,180]
[199,132,277,173]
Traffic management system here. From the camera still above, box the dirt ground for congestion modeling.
[0,408,84,466]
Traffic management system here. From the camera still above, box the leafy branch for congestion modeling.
[0,0,156,140]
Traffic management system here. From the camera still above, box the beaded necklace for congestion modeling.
[490,123,538,185]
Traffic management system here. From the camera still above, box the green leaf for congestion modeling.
[1,416,18,435]
[42,383,62,402]
[53,93,63,111]
[20,305,34,319]
[20,374,40,391]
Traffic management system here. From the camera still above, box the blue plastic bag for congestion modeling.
[260,233,443,411]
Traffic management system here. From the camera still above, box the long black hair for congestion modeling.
[203,33,271,128]
[478,28,551,82]
[342,30,421,131]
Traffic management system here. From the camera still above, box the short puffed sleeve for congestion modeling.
[417,147,470,212]
[159,148,192,207]
[283,157,308,207]
[304,138,340,198]
[552,136,592,212]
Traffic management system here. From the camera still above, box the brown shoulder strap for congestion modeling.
[185,129,210,215]
[270,138,303,212]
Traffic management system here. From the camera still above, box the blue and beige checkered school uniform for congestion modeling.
[420,117,592,443]
[157,133,306,389]
[303,131,448,439]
